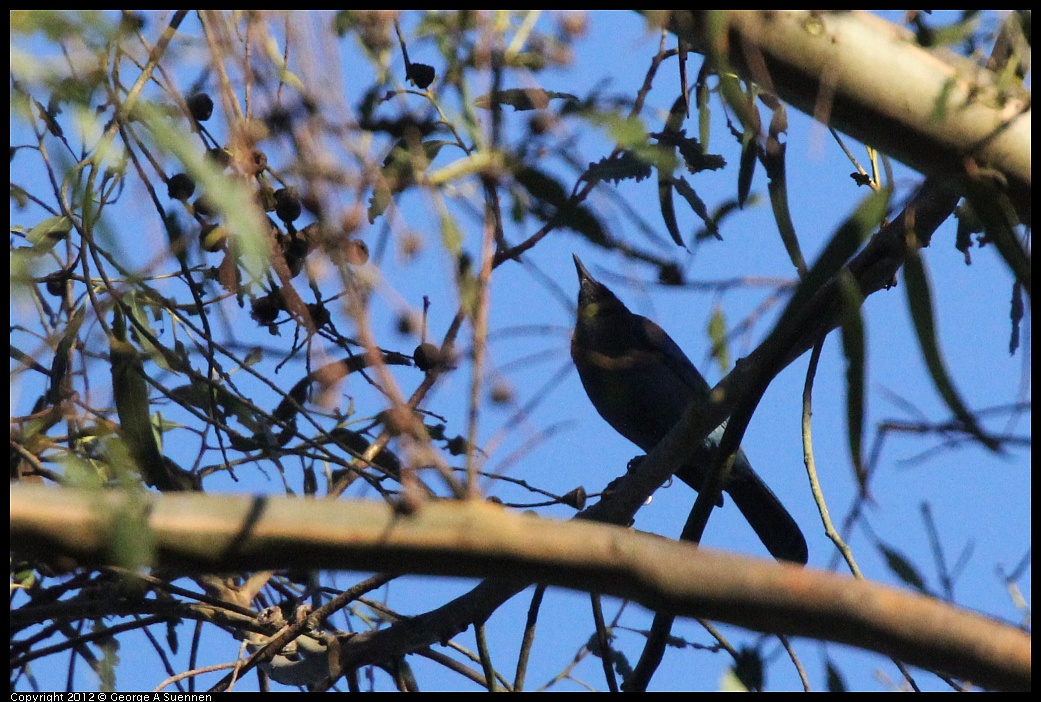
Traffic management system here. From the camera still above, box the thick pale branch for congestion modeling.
[10,484,1030,690]
[662,10,1031,224]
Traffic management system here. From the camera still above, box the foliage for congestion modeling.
[10,10,1030,693]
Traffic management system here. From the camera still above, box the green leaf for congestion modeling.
[657,173,684,248]
[110,307,193,491]
[166,619,180,655]
[903,253,1000,451]
[825,659,848,692]
[664,93,686,134]
[836,269,867,488]
[369,139,449,223]
[168,382,262,434]
[47,304,85,404]
[110,311,163,484]
[109,487,156,572]
[428,150,502,185]
[962,174,1029,297]
[697,79,711,148]
[879,542,929,593]
[515,166,608,246]
[708,305,730,375]
[514,166,568,204]
[133,101,269,282]
[26,215,72,252]
[473,88,578,111]
[368,180,393,224]
[775,188,891,335]
[439,212,463,257]
[124,292,164,368]
[673,176,715,237]
[737,131,757,208]
[729,647,763,691]
[610,648,633,681]
[93,621,120,692]
[601,114,652,152]
[764,104,806,275]
[581,152,652,185]
[652,129,726,174]
[1009,281,1023,355]
[719,667,749,692]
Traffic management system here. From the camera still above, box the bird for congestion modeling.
[570,254,807,564]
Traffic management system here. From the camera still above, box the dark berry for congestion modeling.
[119,11,146,33]
[206,147,232,170]
[330,427,371,454]
[281,231,309,260]
[413,342,442,372]
[307,303,330,328]
[489,381,513,405]
[528,113,548,136]
[457,251,472,276]
[396,312,419,336]
[251,290,283,325]
[186,93,214,122]
[407,63,436,89]
[560,486,587,510]
[658,262,684,286]
[302,464,317,495]
[193,196,217,218]
[445,435,468,456]
[341,205,364,234]
[265,105,293,134]
[378,406,416,436]
[44,272,67,297]
[167,173,195,200]
[274,188,302,224]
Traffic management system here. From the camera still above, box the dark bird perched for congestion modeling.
[571,255,807,564]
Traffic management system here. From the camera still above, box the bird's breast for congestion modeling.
[573,342,698,451]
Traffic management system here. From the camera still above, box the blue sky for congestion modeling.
[11,11,1030,692]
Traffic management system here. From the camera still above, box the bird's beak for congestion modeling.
[573,254,592,284]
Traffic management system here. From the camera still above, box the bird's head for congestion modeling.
[573,254,630,324]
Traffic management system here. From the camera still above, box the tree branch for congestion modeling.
[660,10,1031,224]
[10,484,1030,690]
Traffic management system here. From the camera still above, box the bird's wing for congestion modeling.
[636,316,713,397]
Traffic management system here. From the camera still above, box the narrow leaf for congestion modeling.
[776,188,891,334]
[902,253,1000,451]
[47,304,85,404]
[737,131,757,208]
[474,88,578,111]
[657,173,684,248]
[673,176,716,238]
[879,542,929,593]
[764,104,806,275]
[110,308,194,491]
[708,305,730,375]
[26,215,72,253]
[110,308,165,487]
[836,269,867,488]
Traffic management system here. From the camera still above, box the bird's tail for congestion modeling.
[724,465,808,564]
